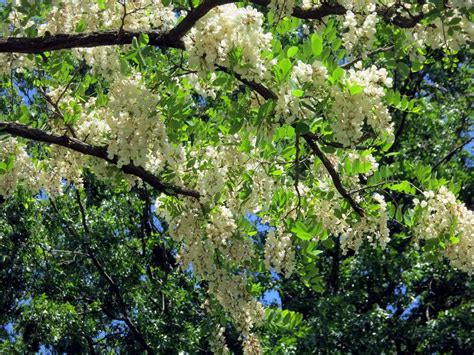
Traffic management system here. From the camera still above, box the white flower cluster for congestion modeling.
[405,1,473,51]
[184,4,273,82]
[269,0,295,20]
[102,73,173,171]
[72,47,122,79]
[330,64,393,146]
[342,192,390,253]
[0,53,33,76]
[342,10,378,54]
[208,325,230,355]
[155,197,264,339]
[209,269,266,335]
[338,0,382,12]
[43,146,86,194]
[0,138,40,198]
[242,332,263,355]
[264,229,296,277]
[0,138,85,197]
[37,0,176,35]
[313,192,390,254]
[184,73,218,100]
[58,73,184,175]
[413,186,473,274]
[275,60,328,123]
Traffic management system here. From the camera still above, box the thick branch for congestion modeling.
[0,121,200,199]
[0,1,424,54]
[0,30,183,54]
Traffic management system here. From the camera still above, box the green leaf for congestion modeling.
[75,18,87,33]
[257,100,275,123]
[386,181,416,195]
[132,36,139,49]
[331,67,345,83]
[349,84,364,95]
[291,221,313,240]
[139,33,149,45]
[287,46,299,58]
[292,89,304,97]
[294,122,310,135]
[311,34,323,56]
[276,58,292,82]
[397,62,410,79]
[97,0,106,10]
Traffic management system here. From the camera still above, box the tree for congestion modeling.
[0,0,472,353]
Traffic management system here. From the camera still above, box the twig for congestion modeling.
[433,137,473,170]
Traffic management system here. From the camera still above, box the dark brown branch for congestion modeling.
[0,1,425,54]
[0,121,200,199]
[0,30,184,54]
[304,133,365,216]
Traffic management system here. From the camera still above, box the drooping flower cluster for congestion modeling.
[342,10,378,53]
[276,60,329,123]
[0,138,40,198]
[264,229,296,277]
[313,192,391,254]
[405,1,474,51]
[208,325,230,355]
[72,47,122,79]
[184,4,274,82]
[101,74,175,171]
[0,53,33,76]
[155,197,265,352]
[36,0,176,35]
[330,64,393,146]
[413,186,473,273]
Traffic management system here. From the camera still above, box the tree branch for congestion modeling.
[0,1,424,54]
[433,137,473,171]
[0,30,184,54]
[73,190,155,354]
[304,133,365,216]
[219,67,365,216]
[49,195,154,354]
[0,121,200,199]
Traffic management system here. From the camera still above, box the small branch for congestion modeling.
[0,121,200,199]
[433,137,473,171]
[304,133,365,216]
[74,191,155,354]
[294,133,302,213]
[216,65,277,100]
[221,68,364,216]
[341,45,395,69]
